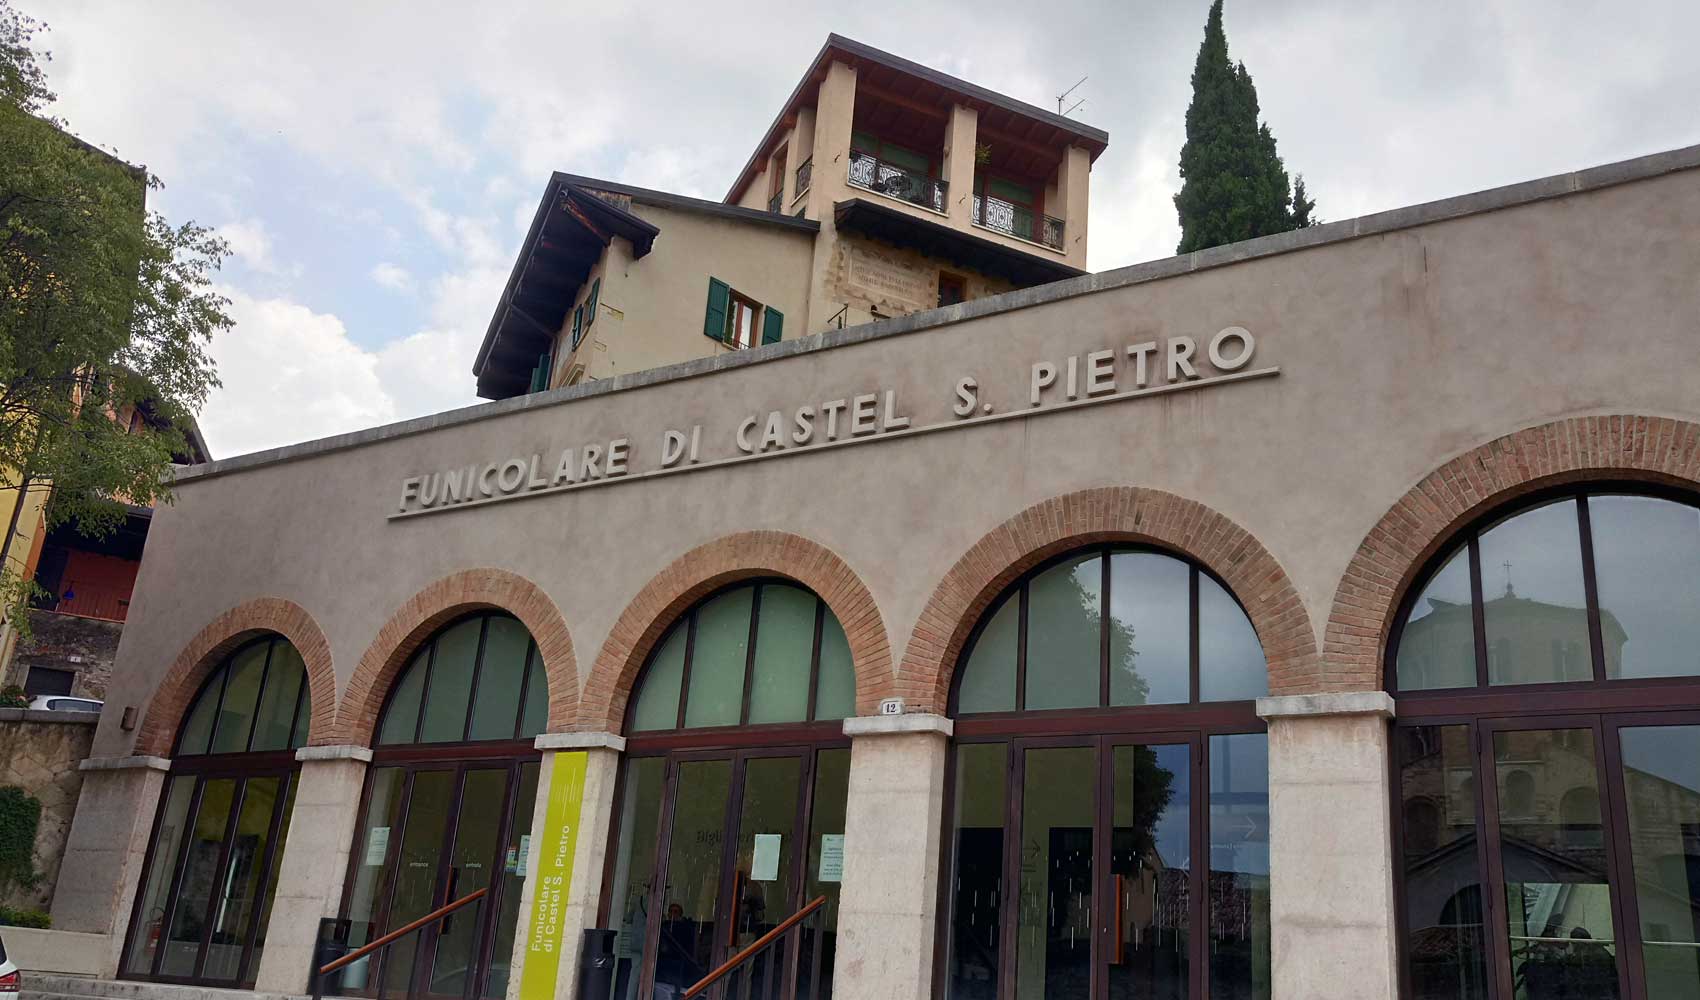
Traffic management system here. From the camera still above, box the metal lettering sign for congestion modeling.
[391,329,1271,520]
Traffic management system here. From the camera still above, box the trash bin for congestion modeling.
[312,918,353,999]
[577,929,617,999]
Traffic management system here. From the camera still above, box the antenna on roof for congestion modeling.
[1056,76,1088,117]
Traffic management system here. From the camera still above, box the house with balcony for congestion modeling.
[2,408,211,702]
[475,33,1108,398]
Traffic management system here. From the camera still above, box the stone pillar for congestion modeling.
[1257,691,1399,1000]
[1053,143,1091,269]
[788,105,817,218]
[50,754,170,976]
[805,59,858,333]
[834,714,951,1000]
[253,745,373,993]
[505,733,624,1000]
[941,104,979,227]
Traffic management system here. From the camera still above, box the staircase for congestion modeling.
[20,974,343,1000]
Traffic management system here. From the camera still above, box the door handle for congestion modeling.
[443,867,460,935]
[1110,874,1125,966]
[727,869,743,948]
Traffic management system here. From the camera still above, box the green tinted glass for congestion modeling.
[518,647,547,738]
[250,642,306,752]
[177,670,224,755]
[957,594,1018,713]
[210,641,269,753]
[748,585,817,724]
[684,587,754,728]
[631,624,687,731]
[377,653,427,745]
[468,616,529,741]
[814,609,855,721]
[420,618,481,742]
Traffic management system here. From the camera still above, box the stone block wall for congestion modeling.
[7,609,124,698]
[0,709,97,911]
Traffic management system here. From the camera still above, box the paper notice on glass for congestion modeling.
[818,834,844,882]
[517,834,531,876]
[364,826,390,866]
[751,834,782,881]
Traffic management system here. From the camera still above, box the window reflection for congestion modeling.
[1492,729,1620,998]
[945,744,1006,1000]
[1399,725,1490,1000]
[1589,496,1700,679]
[1208,733,1270,1000]
[1618,726,1700,998]
[1479,501,1590,686]
[1396,547,1476,691]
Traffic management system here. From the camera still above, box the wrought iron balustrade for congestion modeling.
[972,194,1066,250]
[847,149,946,212]
[768,190,783,214]
[795,156,812,197]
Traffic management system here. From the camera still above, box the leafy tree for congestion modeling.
[0,0,227,626]
[1291,174,1316,228]
[1174,0,1317,252]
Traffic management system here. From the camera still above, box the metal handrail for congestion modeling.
[313,888,487,999]
[682,895,828,999]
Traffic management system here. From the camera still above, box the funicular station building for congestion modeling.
[26,36,1700,1000]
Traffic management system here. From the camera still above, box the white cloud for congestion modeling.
[199,290,398,458]
[218,217,282,274]
[370,262,415,293]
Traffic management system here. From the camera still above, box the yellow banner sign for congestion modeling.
[519,750,588,1000]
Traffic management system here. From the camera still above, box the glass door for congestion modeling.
[343,760,537,1000]
[638,749,814,1000]
[1478,719,1630,1000]
[992,736,1200,1000]
[123,769,296,987]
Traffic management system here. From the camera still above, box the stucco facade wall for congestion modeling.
[557,201,817,384]
[0,711,95,912]
[89,153,1700,757]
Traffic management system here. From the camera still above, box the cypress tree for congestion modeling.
[1174,0,1315,252]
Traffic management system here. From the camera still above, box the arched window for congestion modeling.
[1391,487,1700,1000]
[375,611,547,744]
[176,635,310,755]
[602,580,855,1000]
[343,612,547,1000]
[122,635,310,988]
[627,580,855,731]
[941,545,1272,1000]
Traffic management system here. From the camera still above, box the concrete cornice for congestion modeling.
[80,754,172,773]
[843,713,954,737]
[0,707,100,724]
[1257,691,1395,720]
[168,142,1700,487]
[296,744,374,763]
[536,732,627,752]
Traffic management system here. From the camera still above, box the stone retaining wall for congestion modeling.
[0,709,97,912]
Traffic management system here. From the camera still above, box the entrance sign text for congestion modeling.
[518,751,588,1000]
[394,329,1273,519]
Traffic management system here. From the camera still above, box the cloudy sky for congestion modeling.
[32,0,1700,458]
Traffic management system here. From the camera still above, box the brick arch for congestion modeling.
[335,569,576,745]
[900,487,1318,710]
[136,598,336,757]
[579,531,893,733]
[1325,414,1700,693]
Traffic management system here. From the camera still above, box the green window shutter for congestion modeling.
[571,306,583,348]
[531,350,552,392]
[704,277,731,342]
[585,278,600,328]
[761,306,784,345]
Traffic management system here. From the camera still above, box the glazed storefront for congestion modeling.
[45,143,1700,1000]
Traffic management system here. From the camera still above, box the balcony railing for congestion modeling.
[795,156,812,197]
[973,194,1065,250]
[767,190,783,214]
[848,149,946,212]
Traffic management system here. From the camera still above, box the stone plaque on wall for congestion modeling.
[845,244,934,312]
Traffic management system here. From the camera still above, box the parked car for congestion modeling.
[1,925,19,995]
[26,695,102,714]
